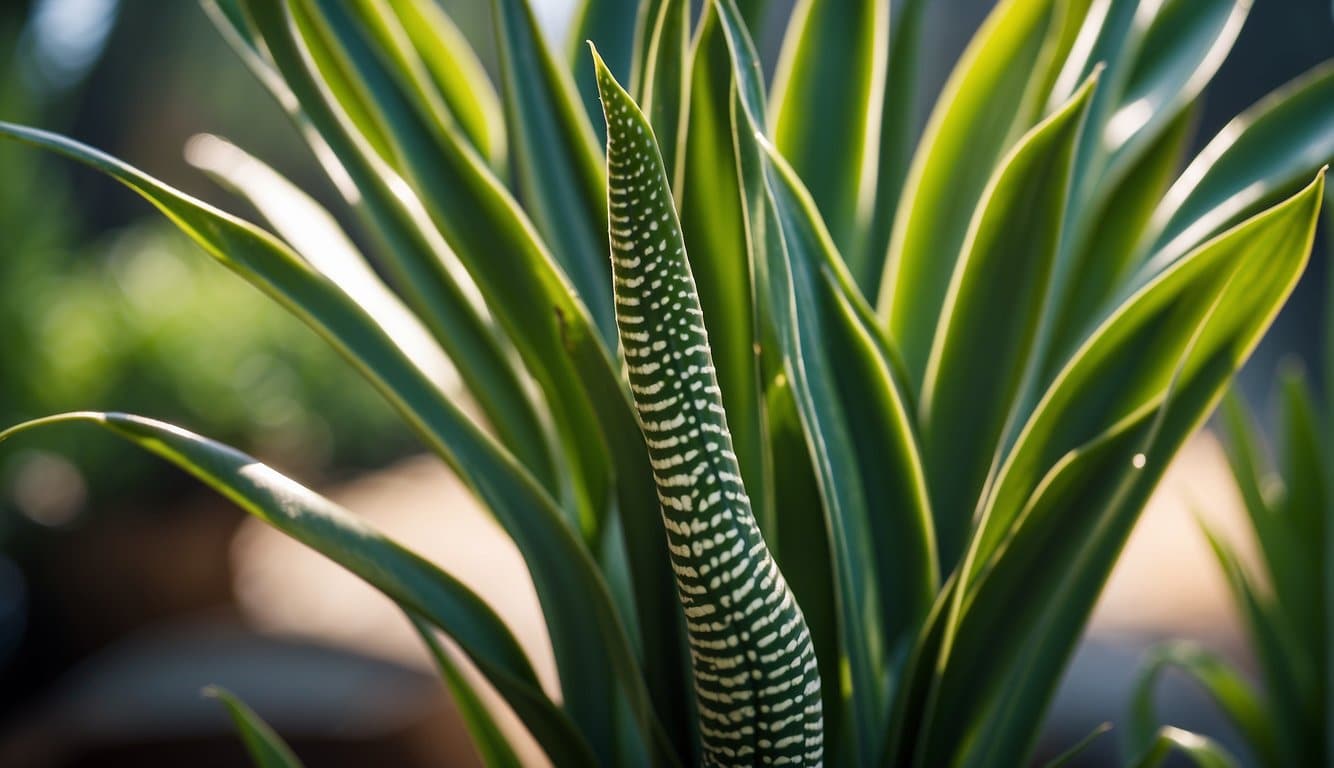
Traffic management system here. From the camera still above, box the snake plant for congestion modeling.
[1128,197,1334,768]
[1,0,1331,766]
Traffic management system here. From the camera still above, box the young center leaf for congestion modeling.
[593,47,824,766]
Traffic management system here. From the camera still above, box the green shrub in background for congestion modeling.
[0,60,404,533]
[0,0,1331,766]
[1129,199,1334,768]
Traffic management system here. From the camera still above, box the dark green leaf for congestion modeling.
[491,0,615,346]
[408,616,523,768]
[595,48,824,766]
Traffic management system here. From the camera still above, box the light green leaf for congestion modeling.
[770,0,888,287]
[919,74,1097,566]
[245,0,618,546]
[2,414,595,767]
[205,686,305,768]
[933,173,1323,768]
[595,47,824,766]
[183,133,554,489]
[1126,641,1276,766]
[1043,104,1195,371]
[1043,722,1112,768]
[355,0,508,173]
[491,0,615,346]
[879,0,1060,385]
[973,172,1325,579]
[1129,727,1239,768]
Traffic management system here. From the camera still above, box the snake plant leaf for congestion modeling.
[676,4,772,531]
[205,686,305,768]
[631,0,688,177]
[1039,0,1249,384]
[919,74,1096,567]
[1276,370,1329,689]
[1205,527,1312,768]
[1042,722,1113,768]
[348,0,507,174]
[1044,105,1196,372]
[491,0,615,346]
[184,134,557,489]
[1129,727,1239,768]
[917,403,1161,768]
[770,0,888,286]
[0,413,597,767]
[714,5,936,760]
[409,616,524,768]
[970,172,1325,580]
[571,0,639,87]
[1126,641,1277,767]
[1137,62,1334,280]
[862,0,926,290]
[943,174,1323,768]
[247,0,620,540]
[0,123,677,765]
[207,0,566,501]
[594,47,824,767]
[879,0,1060,385]
[1098,0,1249,184]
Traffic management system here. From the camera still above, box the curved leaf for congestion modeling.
[2,414,596,767]
[1126,641,1276,766]
[919,74,1096,566]
[715,4,938,761]
[409,616,523,768]
[878,0,1059,384]
[205,687,305,768]
[184,134,553,485]
[676,4,772,532]
[0,123,669,766]
[1129,727,1239,768]
[1138,63,1334,279]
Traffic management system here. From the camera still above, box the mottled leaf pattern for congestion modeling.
[595,49,823,767]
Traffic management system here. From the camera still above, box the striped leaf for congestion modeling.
[594,48,824,767]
